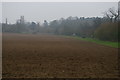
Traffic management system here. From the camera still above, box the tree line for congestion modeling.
[2,7,120,42]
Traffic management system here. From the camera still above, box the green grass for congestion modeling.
[63,36,119,48]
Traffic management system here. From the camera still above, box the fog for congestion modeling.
[1,1,119,78]
[2,2,118,23]
[1,2,119,41]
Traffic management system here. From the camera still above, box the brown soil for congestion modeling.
[2,33,119,78]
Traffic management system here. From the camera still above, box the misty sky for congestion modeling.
[1,2,118,24]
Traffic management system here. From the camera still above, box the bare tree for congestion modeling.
[104,11,114,22]
[118,1,120,21]
[104,2,120,22]
[109,7,119,22]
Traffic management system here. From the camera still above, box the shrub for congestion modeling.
[94,22,118,41]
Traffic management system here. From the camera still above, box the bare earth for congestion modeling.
[2,33,118,78]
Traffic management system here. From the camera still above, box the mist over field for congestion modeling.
[1,2,120,79]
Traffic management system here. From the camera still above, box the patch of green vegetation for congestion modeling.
[63,36,119,48]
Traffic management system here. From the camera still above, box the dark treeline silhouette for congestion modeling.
[48,17,104,37]
[2,6,120,42]
[2,16,104,35]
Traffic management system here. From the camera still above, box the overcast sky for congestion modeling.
[1,2,118,24]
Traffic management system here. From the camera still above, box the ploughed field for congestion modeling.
[2,33,118,78]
